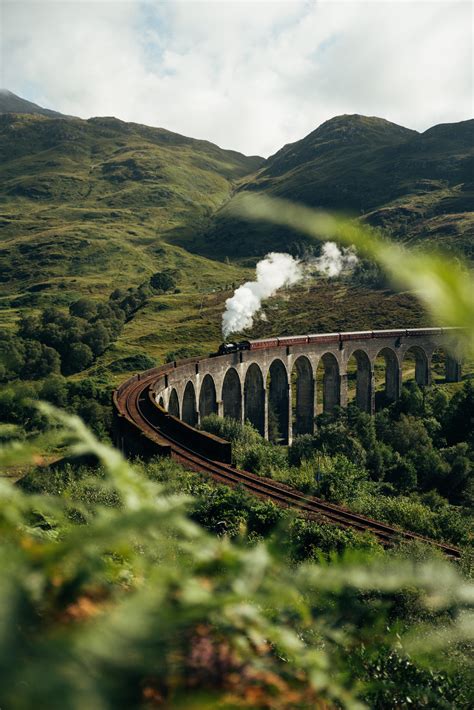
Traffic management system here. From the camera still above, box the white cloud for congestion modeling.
[1,0,472,156]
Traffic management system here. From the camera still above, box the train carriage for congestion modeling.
[277,335,309,347]
[406,327,443,337]
[340,330,373,341]
[249,338,279,350]
[307,333,340,344]
[372,329,407,339]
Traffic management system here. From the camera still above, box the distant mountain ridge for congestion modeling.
[264,114,417,176]
[0,89,68,118]
[242,114,473,209]
[0,89,472,298]
[193,114,474,259]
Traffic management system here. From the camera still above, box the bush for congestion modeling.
[107,354,157,372]
[69,297,97,320]
[62,342,94,375]
[0,382,46,431]
[0,407,471,708]
[150,270,176,292]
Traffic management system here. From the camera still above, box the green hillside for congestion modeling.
[188,115,474,260]
[0,104,472,368]
[0,112,262,306]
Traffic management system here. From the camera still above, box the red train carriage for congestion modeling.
[340,331,373,341]
[406,328,443,337]
[277,335,309,347]
[372,329,407,339]
[307,333,340,344]
[249,338,279,350]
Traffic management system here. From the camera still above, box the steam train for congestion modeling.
[216,341,251,355]
[213,328,446,356]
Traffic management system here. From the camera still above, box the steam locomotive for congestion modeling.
[216,341,251,356]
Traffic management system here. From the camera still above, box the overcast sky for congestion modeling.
[1,0,472,156]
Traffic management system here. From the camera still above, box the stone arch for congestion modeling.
[431,346,448,384]
[291,356,314,436]
[244,363,265,436]
[182,381,198,426]
[222,367,242,421]
[267,358,289,444]
[347,349,373,413]
[374,347,400,408]
[199,374,217,419]
[168,388,180,418]
[403,346,430,386]
[158,396,164,408]
[316,353,340,413]
[430,346,462,384]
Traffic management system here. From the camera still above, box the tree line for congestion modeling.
[0,270,177,381]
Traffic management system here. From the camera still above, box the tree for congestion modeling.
[384,454,418,493]
[69,298,97,320]
[39,375,68,408]
[17,314,40,340]
[63,343,94,375]
[41,307,64,326]
[82,324,110,356]
[0,332,25,380]
[22,341,60,379]
[150,271,176,293]
[109,288,127,301]
[443,380,474,446]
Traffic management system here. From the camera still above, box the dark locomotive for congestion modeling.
[216,341,251,356]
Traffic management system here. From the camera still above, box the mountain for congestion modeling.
[0,94,472,365]
[190,114,474,259]
[0,89,67,118]
[0,111,263,298]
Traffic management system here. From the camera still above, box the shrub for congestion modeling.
[107,354,157,372]
[150,270,176,292]
[69,297,97,320]
[63,342,94,374]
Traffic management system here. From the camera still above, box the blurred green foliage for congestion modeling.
[1,406,473,708]
[1,194,474,707]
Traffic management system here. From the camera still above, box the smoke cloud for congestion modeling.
[221,242,357,338]
[312,241,358,277]
[222,253,302,338]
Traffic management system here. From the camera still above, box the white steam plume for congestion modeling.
[313,241,358,277]
[221,242,357,338]
[222,252,302,338]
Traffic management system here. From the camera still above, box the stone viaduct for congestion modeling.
[152,329,462,446]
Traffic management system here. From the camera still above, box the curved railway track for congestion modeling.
[115,368,461,559]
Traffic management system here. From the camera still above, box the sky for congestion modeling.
[1,0,472,156]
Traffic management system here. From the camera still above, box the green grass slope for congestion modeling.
[0,113,263,310]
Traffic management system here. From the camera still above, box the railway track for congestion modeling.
[115,368,462,560]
